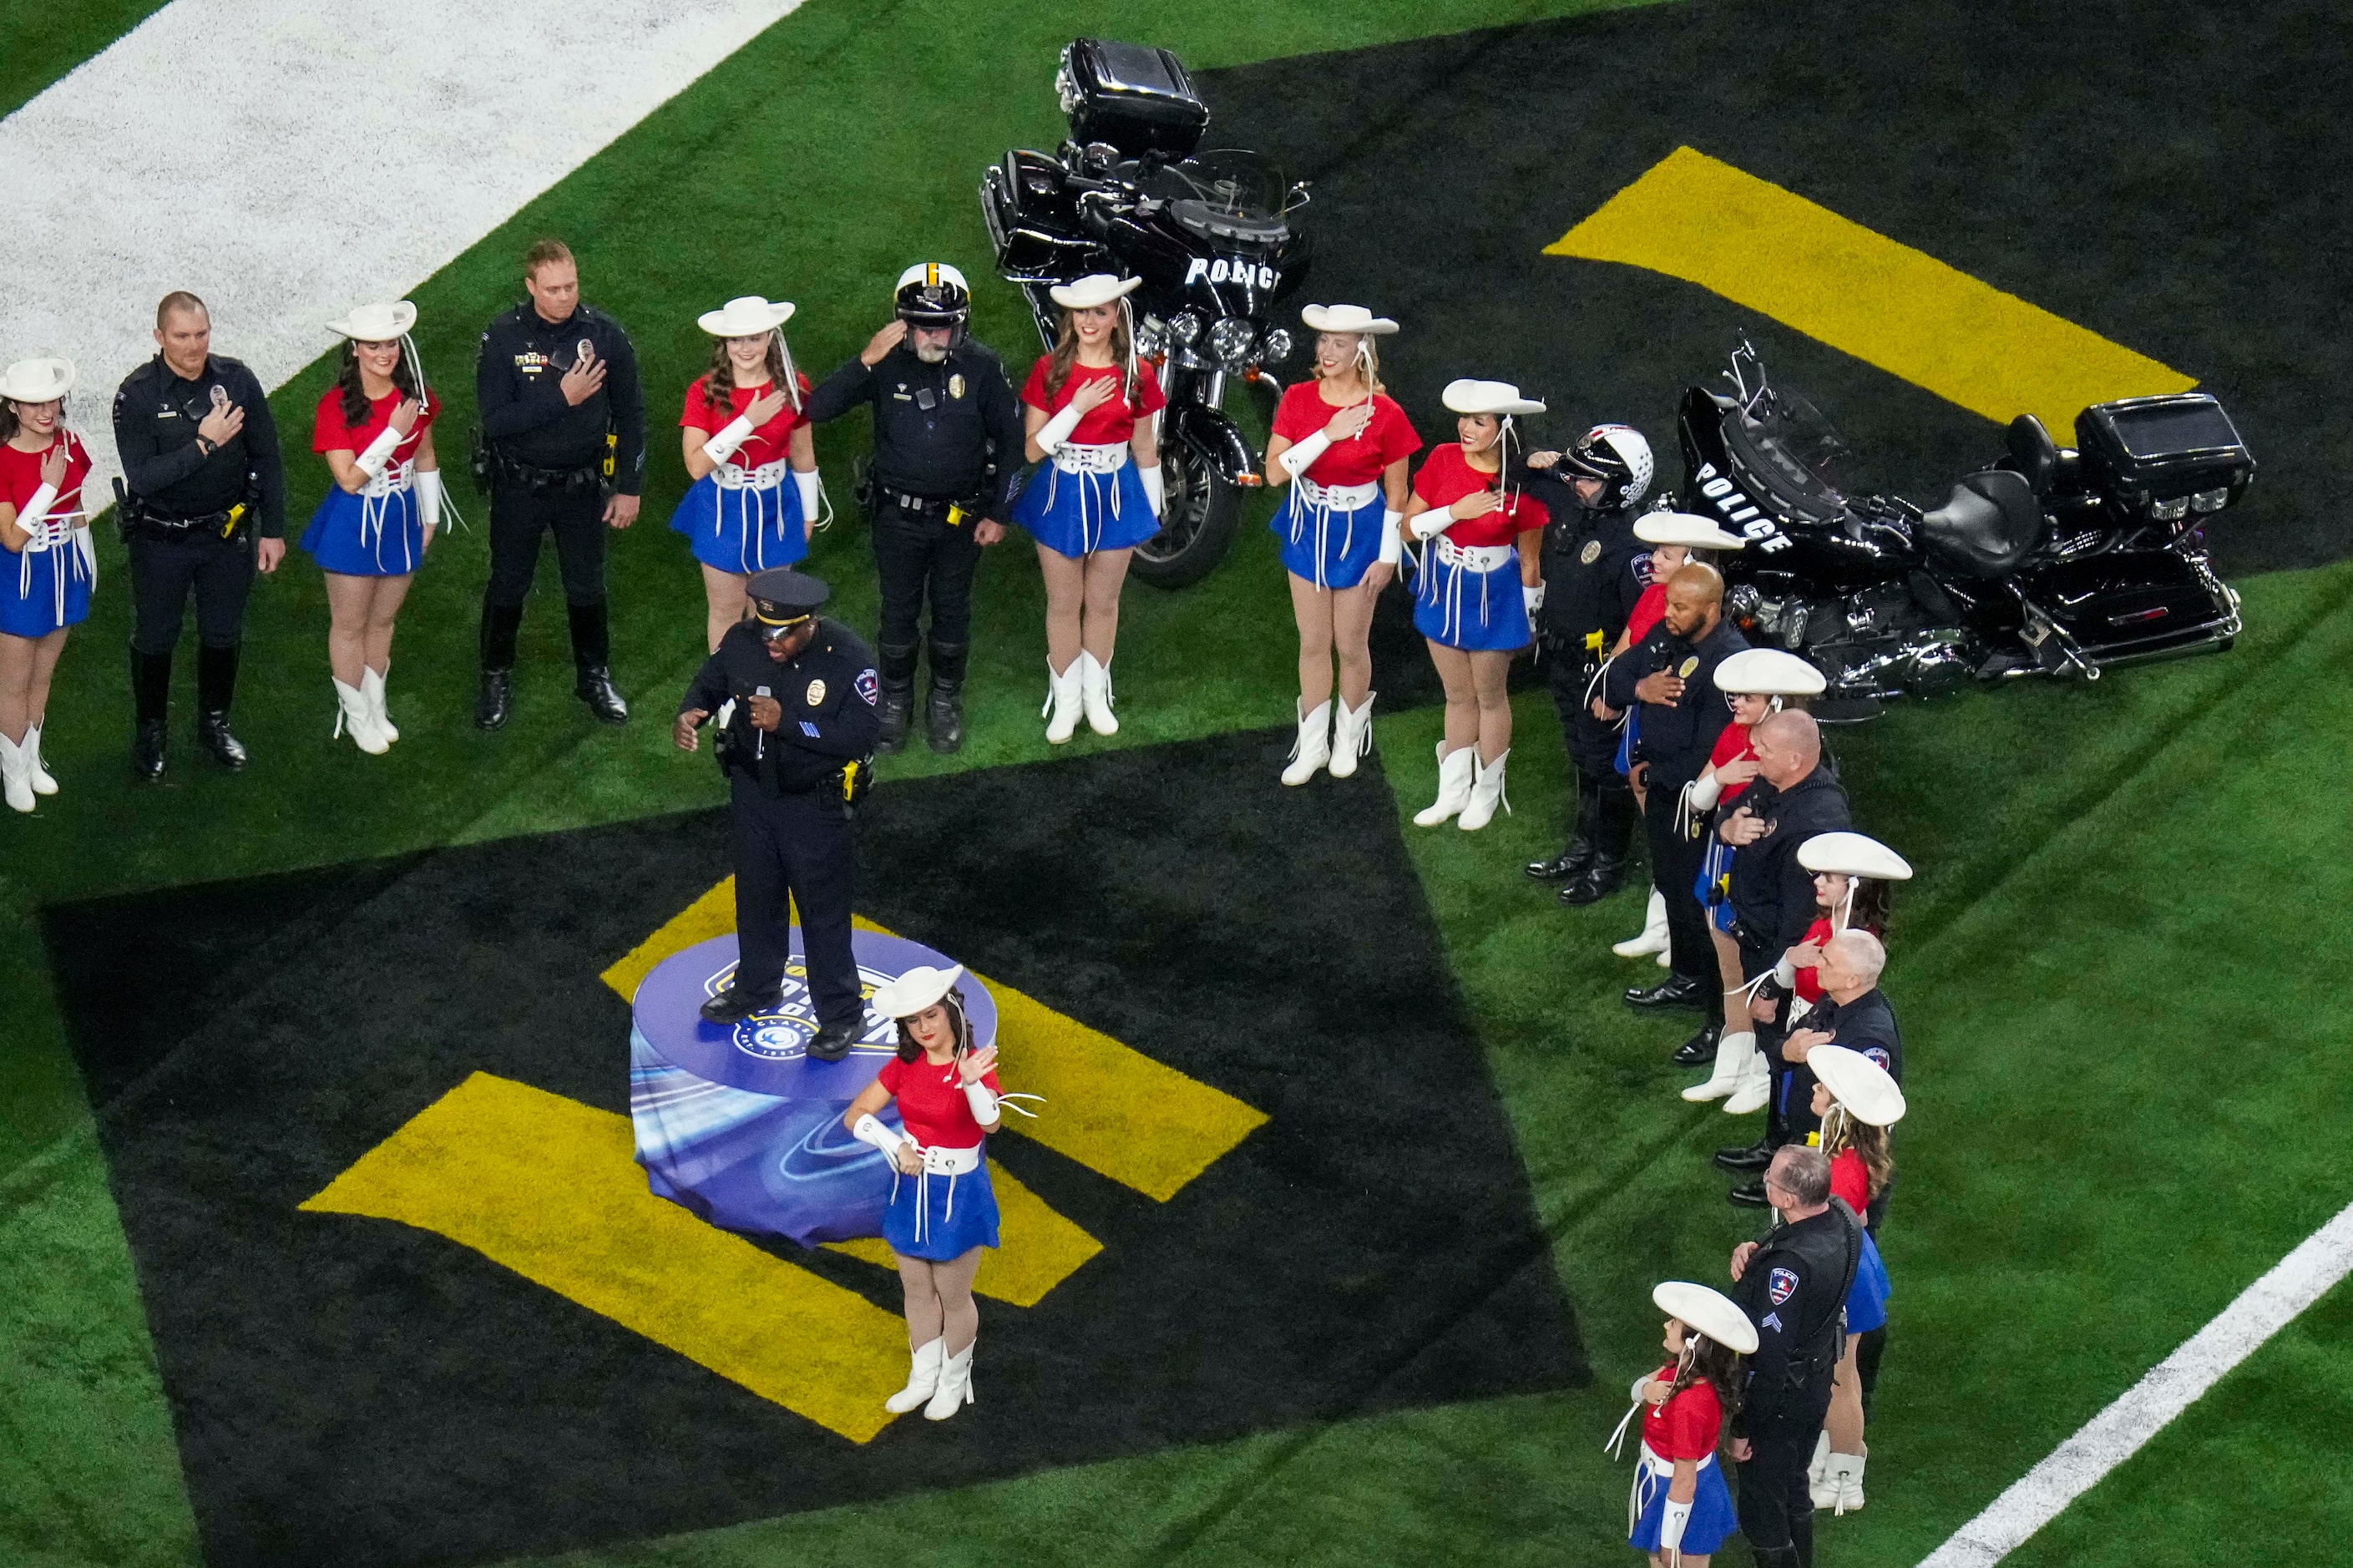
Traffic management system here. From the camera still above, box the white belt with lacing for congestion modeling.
[356,458,418,573]
[1041,442,1133,555]
[1288,477,1381,589]
[1422,537,1515,643]
[713,458,787,491]
[708,459,794,572]
[1050,440,1128,476]
[17,505,95,615]
[891,1141,985,1247]
[1433,538,1512,572]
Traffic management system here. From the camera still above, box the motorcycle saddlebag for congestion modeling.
[1060,38,1208,158]
[2015,549,2238,665]
[2075,393,2254,513]
[983,149,1096,277]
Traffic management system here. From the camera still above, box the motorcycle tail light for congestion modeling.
[1260,328,1293,364]
[1168,311,1203,346]
[2191,486,2230,513]
[2150,495,2190,522]
[1210,317,1255,365]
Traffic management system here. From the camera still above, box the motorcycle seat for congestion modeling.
[1920,468,2042,578]
[2001,414,2086,498]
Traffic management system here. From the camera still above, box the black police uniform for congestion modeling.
[680,614,880,1055]
[112,352,286,776]
[1725,764,1855,984]
[1733,1200,1863,1568]
[473,298,645,726]
[804,338,1021,749]
[1776,986,1902,1152]
[1606,615,1748,1010]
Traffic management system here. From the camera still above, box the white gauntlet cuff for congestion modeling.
[1660,1499,1693,1553]
[1379,508,1404,564]
[795,467,822,522]
[851,1114,904,1156]
[1409,503,1454,541]
[1276,430,1332,479]
[1140,463,1164,517]
[962,1080,999,1123]
[1688,771,1723,812]
[1774,955,1799,987]
[701,414,756,466]
[1034,403,1085,455]
[352,424,402,480]
[16,483,58,537]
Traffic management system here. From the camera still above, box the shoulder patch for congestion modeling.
[1863,1046,1892,1071]
[1768,1266,1800,1306]
[855,669,879,706]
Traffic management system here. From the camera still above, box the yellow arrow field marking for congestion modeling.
[301,1071,910,1444]
[1546,145,2196,435]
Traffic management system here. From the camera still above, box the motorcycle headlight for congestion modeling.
[2190,486,2230,513]
[1132,316,1168,360]
[2150,495,2190,522]
[1259,327,1293,365]
[1210,316,1255,366]
[1168,311,1203,346]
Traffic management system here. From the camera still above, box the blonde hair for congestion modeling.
[1314,331,1384,397]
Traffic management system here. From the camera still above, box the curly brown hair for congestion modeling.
[892,987,973,1064]
[1045,306,1136,407]
[701,333,794,424]
[1666,1331,1747,1437]
[1824,1112,1895,1201]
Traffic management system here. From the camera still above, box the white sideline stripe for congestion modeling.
[0,0,802,505]
[1920,1197,2353,1566]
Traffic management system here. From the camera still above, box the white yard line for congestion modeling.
[1920,1197,2353,1566]
[0,0,802,502]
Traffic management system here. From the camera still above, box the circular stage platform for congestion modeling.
[627,929,994,1245]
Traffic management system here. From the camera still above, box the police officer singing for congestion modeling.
[473,239,645,731]
[804,262,1022,756]
[673,568,881,1061]
[112,291,286,781]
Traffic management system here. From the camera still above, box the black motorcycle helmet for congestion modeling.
[894,262,971,348]
[1560,422,1655,511]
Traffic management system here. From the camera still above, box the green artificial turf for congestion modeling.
[0,0,173,119]
[8,0,2353,1562]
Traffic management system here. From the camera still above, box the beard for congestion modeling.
[913,341,949,364]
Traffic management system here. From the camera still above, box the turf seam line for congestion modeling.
[1918,1195,2353,1566]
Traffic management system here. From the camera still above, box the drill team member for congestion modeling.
[1806,1044,1905,1517]
[807,264,1022,755]
[1522,424,1653,905]
[673,568,878,1062]
[473,239,644,731]
[1727,1144,1860,1568]
[1612,1280,1754,1566]
[0,357,94,809]
[112,291,286,780]
[673,295,818,654]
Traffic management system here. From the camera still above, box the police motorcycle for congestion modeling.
[980,37,1311,588]
[1672,336,2254,716]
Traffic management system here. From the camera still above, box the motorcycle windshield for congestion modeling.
[1723,388,1869,522]
[1141,149,1287,220]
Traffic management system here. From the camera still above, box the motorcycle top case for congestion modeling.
[1060,38,1208,158]
[2075,393,2254,509]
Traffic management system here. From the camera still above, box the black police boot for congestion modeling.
[1559,785,1637,904]
[1728,1180,1771,1208]
[1525,787,1598,882]
[1626,973,1709,1009]
[875,678,916,753]
[477,602,523,731]
[701,983,781,1024]
[130,645,172,783]
[1672,1024,1719,1068]
[925,640,968,756]
[195,643,248,770]
[1714,1136,1774,1174]
[807,1018,857,1063]
[567,600,627,724]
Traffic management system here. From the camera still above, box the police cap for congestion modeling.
[895,262,972,328]
[746,568,829,630]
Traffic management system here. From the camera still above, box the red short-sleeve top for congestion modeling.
[1410,443,1549,549]
[1709,723,1760,806]
[875,1053,1004,1150]
[312,387,442,468]
[1829,1146,1871,1212]
[1270,382,1420,487]
[682,372,814,469]
[1627,581,1668,645]
[1642,1370,1724,1462]
[1020,357,1166,447]
[0,432,93,534]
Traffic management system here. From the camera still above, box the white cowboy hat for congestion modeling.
[0,357,76,403]
[1652,1281,1759,1355]
[1798,830,1913,882]
[1714,647,1829,697]
[1049,274,1142,310]
[896,261,971,294]
[1810,1044,1907,1127]
[1443,378,1545,417]
[326,301,418,342]
[1300,303,1399,336]
[698,296,797,338]
[1636,512,1747,551]
[870,963,965,1020]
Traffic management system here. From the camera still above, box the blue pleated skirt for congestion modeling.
[1629,1455,1738,1555]
[301,484,425,576]
[881,1152,1001,1262]
[1274,488,1385,589]
[1846,1227,1892,1333]
[1697,836,1738,933]
[669,473,809,574]
[1013,459,1160,558]
[1412,551,1530,651]
[0,538,93,636]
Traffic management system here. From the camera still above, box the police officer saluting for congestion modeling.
[674,568,880,1061]
[803,264,1020,755]
[113,291,286,780]
[473,239,644,730]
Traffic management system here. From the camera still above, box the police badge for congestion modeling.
[1678,656,1699,678]
[210,384,230,416]
[949,373,965,400]
[1578,539,1602,565]
[576,338,595,371]
[804,679,827,706]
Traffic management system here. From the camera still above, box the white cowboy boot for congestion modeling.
[332,678,389,755]
[1413,744,1475,827]
[1079,650,1118,736]
[0,733,34,813]
[1807,1431,1835,1507]
[363,665,398,744]
[1613,889,1669,958]
[1683,1028,1757,1102]
[1042,660,1083,744]
[884,1337,945,1414]
[924,1339,974,1420]
[1456,748,1511,832]
[1723,1052,1772,1115]
[1281,699,1332,786]
[1328,692,1374,778]
[1826,1450,1866,1515]
[23,722,58,795]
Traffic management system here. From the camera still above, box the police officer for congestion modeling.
[1606,562,1748,1031]
[1727,1144,1860,1568]
[1521,424,1652,905]
[473,238,644,731]
[674,568,880,1061]
[112,291,286,780]
[803,263,1021,755]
